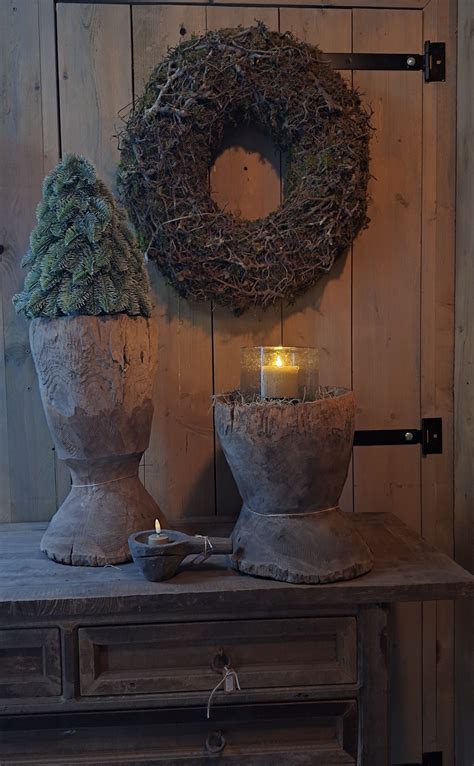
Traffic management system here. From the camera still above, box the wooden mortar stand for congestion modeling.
[29,314,166,566]
[214,389,373,584]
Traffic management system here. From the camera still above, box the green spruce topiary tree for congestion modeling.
[13,154,152,319]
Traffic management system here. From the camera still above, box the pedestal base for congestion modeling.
[231,506,373,584]
[41,456,166,566]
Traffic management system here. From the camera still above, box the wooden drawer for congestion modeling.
[0,700,358,764]
[79,617,356,697]
[0,628,61,699]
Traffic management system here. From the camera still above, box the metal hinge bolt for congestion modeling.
[405,431,414,442]
[406,56,416,67]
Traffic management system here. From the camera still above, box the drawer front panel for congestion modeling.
[0,628,61,699]
[0,700,358,764]
[79,617,356,697]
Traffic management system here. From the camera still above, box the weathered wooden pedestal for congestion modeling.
[0,514,472,765]
[30,315,165,567]
[214,391,373,585]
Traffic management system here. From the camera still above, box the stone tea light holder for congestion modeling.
[129,523,232,581]
[214,346,373,584]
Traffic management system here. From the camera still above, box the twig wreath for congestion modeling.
[118,24,371,313]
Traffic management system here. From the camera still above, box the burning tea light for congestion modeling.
[240,346,319,401]
[148,519,170,546]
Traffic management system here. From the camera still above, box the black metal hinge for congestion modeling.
[354,418,442,456]
[324,41,445,82]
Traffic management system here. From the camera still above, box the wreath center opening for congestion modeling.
[210,124,281,222]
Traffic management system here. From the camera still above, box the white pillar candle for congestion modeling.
[261,355,299,398]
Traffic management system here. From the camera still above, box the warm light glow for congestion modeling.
[275,355,283,367]
[155,519,161,534]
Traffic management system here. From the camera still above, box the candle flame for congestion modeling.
[275,355,283,367]
[155,519,161,534]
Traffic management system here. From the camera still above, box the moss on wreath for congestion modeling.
[118,23,372,313]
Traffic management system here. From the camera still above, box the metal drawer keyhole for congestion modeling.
[211,648,230,672]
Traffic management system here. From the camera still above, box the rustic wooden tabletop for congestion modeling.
[0,513,472,623]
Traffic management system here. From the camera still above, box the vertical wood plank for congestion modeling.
[279,8,352,393]
[208,6,281,521]
[56,1,134,504]
[0,0,59,522]
[132,5,214,524]
[359,605,390,766]
[279,8,353,514]
[0,286,11,522]
[58,3,132,189]
[421,1,457,761]
[352,13,422,523]
[352,10,423,764]
[421,0,456,557]
[38,0,60,171]
[455,1,474,764]
[38,0,71,514]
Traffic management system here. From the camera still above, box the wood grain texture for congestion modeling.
[352,9,422,517]
[56,0,430,6]
[214,392,372,583]
[30,315,163,566]
[132,5,215,525]
[0,515,472,622]
[55,3,165,537]
[352,10,423,763]
[421,2,457,760]
[56,2,135,506]
[359,606,390,766]
[215,393,355,517]
[57,3,132,189]
[78,617,357,696]
[279,9,353,515]
[0,0,59,523]
[145,275,215,523]
[39,0,69,511]
[0,282,10,522]
[207,6,282,522]
[455,1,474,764]
[231,505,373,584]
[1,679,361,718]
[0,701,359,765]
[0,627,61,699]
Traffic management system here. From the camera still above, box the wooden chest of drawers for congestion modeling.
[0,513,472,765]
[0,614,363,764]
